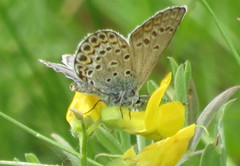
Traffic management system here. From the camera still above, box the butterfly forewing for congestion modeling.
[129,7,186,90]
[74,30,137,95]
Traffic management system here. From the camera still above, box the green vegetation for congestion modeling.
[0,0,239,165]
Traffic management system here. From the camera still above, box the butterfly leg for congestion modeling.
[131,96,147,109]
[118,91,126,119]
[128,109,132,119]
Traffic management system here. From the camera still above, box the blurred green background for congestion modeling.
[0,0,240,165]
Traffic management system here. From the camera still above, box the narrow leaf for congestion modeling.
[95,127,123,154]
[213,99,235,166]
[119,131,131,152]
[189,86,240,151]
[51,133,81,166]
[184,60,192,90]
[187,79,199,125]
[174,64,187,103]
[168,57,179,77]
[201,0,240,67]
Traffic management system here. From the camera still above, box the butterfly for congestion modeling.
[39,6,186,108]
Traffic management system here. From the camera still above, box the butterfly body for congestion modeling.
[39,7,186,107]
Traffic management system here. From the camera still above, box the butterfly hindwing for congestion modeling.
[39,54,79,82]
[73,30,137,95]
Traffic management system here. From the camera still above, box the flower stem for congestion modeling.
[0,111,80,157]
[136,135,149,152]
[0,160,58,166]
[201,0,240,66]
[79,116,88,165]
[87,119,101,136]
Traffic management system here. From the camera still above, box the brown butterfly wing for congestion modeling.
[129,7,186,90]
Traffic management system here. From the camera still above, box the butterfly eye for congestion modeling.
[69,82,77,91]
[131,89,136,96]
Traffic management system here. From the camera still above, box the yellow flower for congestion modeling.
[122,124,195,166]
[66,73,185,140]
[66,93,106,124]
[101,73,185,140]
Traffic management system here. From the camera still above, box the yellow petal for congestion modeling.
[136,127,162,140]
[138,101,185,140]
[66,92,106,124]
[136,124,195,166]
[157,101,185,137]
[145,73,172,130]
[122,146,137,164]
[101,107,146,133]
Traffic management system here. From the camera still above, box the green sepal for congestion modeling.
[25,153,40,163]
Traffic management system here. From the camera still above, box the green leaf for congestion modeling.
[95,127,124,154]
[177,152,201,166]
[184,60,192,90]
[51,133,81,166]
[118,131,131,152]
[168,57,179,77]
[213,99,235,166]
[189,86,240,151]
[200,143,222,166]
[187,79,199,125]
[25,153,40,163]
[174,64,187,103]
